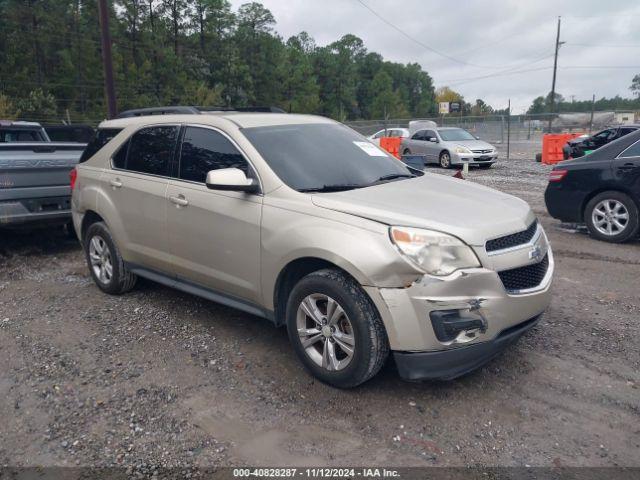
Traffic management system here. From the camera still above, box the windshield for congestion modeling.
[438,128,476,141]
[242,123,412,191]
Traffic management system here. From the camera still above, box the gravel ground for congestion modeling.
[1,152,639,472]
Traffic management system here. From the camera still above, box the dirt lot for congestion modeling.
[1,153,639,472]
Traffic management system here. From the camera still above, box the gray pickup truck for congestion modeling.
[0,120,86,228]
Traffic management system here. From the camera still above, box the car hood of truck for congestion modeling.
[311,174,534,247]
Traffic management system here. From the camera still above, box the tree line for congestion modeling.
[0,0,439,124]
[527,89,640,115]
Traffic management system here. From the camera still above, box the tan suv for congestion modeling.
[71,112,553,388]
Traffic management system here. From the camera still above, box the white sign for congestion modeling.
[439,102,450,114]
[353,141,387,157]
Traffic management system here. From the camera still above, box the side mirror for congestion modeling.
[205,168,259,193]
[474,135,480,140]
[429,137,438,143]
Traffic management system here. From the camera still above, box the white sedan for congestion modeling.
[367,128,410,146]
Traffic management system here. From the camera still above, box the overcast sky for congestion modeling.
[228,0,640,112]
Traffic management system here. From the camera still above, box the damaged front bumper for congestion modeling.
[363,239,553,381]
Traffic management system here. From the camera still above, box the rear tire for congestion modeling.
[584,191,639,243]
[84,222,137,294]
[439,151,452,169]
[286,269,389,388]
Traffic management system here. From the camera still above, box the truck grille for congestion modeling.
[498,254,549,293]
[486,220,538,252]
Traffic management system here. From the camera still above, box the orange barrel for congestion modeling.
[542,133,584,164]
[380,136,402,159]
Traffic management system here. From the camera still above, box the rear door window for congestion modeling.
[80,128,122,163]
[178,126,249,183]
[121,126,179,176]
[619,140,640,158]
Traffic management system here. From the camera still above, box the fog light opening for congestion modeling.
[430,309,488,345]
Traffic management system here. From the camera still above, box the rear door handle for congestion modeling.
[617,162,636,172]
[169,194,189,207]
[109,178,122,188]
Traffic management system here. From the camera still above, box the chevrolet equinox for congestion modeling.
[71,113,553,388]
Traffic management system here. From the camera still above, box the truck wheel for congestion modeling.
[584,191,639,243]
[286,269,389,388]
[84,222,137,294]
[439,151,452,169]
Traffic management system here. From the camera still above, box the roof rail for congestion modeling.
[115,106,201,118]
[115,105,286,119]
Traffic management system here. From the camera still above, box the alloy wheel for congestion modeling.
[592,199,629,236]
[440,153,451,168]
[296,294,355,371]
[89,235,113,284]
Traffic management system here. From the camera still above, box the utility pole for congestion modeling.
[547,16,563,133]
[98,0,117,119]
[507,99,511,160]
[589,93,595,134]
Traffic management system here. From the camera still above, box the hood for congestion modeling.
[449,139,495,150]
[311,174,534,246]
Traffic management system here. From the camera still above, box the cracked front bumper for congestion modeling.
[393,314,541,380]
[363,238,553,379]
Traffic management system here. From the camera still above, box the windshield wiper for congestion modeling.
[298,184,364,193]
[371,173,416,184]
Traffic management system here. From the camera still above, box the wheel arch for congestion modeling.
[272,256,368,327]
[80,210,105,243]
[581,187,639,221]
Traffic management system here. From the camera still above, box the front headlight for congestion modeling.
[454,145,472,154]
[390,226,481,276]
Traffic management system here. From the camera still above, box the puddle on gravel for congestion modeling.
[184,394,364,466]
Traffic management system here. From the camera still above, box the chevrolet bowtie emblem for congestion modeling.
[529,245,543,262]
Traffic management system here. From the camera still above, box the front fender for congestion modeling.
[260,201,422,310]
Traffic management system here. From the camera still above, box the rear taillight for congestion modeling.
[70,167,77,191]
[548,169,568,182]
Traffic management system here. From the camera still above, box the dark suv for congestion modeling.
[563,125,640,159]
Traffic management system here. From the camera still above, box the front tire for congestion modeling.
[584,191,639,243]
[402,148,411,156]
[84,222,137,294]
[286,269,389,388]
[439,151,452,169]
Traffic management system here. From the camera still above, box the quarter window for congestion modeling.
[80,128,122,163]
[178,127,248,183]
[120,126,178,176]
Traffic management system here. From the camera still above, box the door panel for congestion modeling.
[424,130,440,162]
[100,169,171,272]
[166,181,262,302]
[614,140,640,196]
[166,125,263,303]
[99,125,178,273]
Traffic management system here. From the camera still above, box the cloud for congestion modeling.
[229,0,640,111]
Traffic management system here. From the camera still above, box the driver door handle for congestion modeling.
[109,178,122,188]
[169,194,189,207]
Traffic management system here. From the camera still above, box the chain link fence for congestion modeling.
[346,111,640,153]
